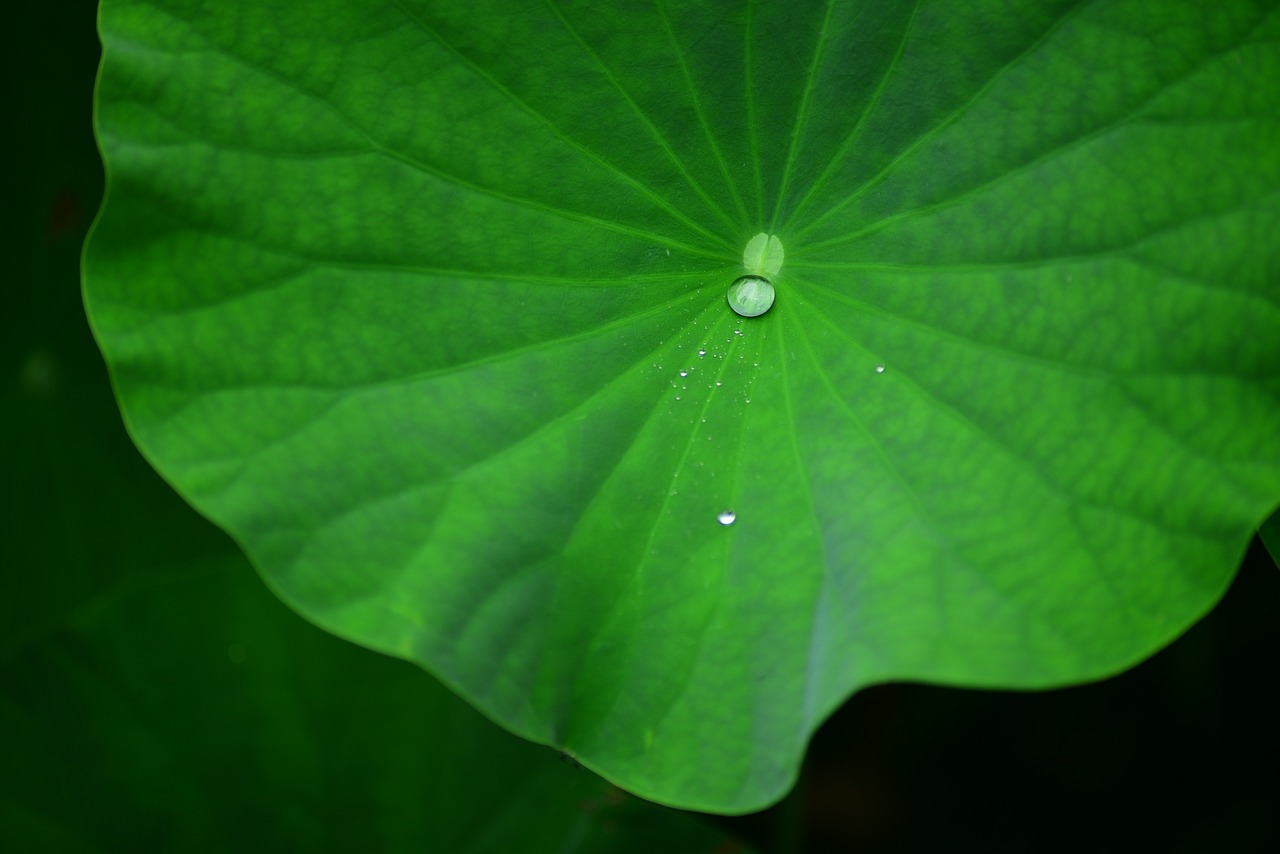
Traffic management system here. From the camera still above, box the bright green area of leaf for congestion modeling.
[85,0,1280,812]
[743,233,784,278]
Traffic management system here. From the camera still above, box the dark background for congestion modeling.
[4,1,1276,850]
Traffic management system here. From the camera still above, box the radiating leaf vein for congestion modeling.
[792,1,1092,240]
[542,0,741,239]
[779,0,920,234]
[388,0,732,251]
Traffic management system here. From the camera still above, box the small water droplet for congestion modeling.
[715,381,722,387]
[734,328,744,336]
[697,348,706,357]
[717,510,736,526]
[874,364,886,374]
[679,370,688,377]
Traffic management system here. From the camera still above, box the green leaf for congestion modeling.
[85,0,1280,812]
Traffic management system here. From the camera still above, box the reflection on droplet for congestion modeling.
[697,348,706,357]
[874,364,886,374]
[717,510,736,526]
[679,370,688,377]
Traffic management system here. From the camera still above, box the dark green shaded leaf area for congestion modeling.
[1260,507,1280,566]
[85,0,1280,811]
[1,552,741,852]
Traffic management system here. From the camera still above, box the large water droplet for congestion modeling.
[727,275,775,318]
[717,510,736,526]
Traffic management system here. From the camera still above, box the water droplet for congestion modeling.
[715,381,722,387]
[697,348,706,357]
[727,275,775,318]
[717,510,736,526]
[875,364,886,374]
[679,370,688,377]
